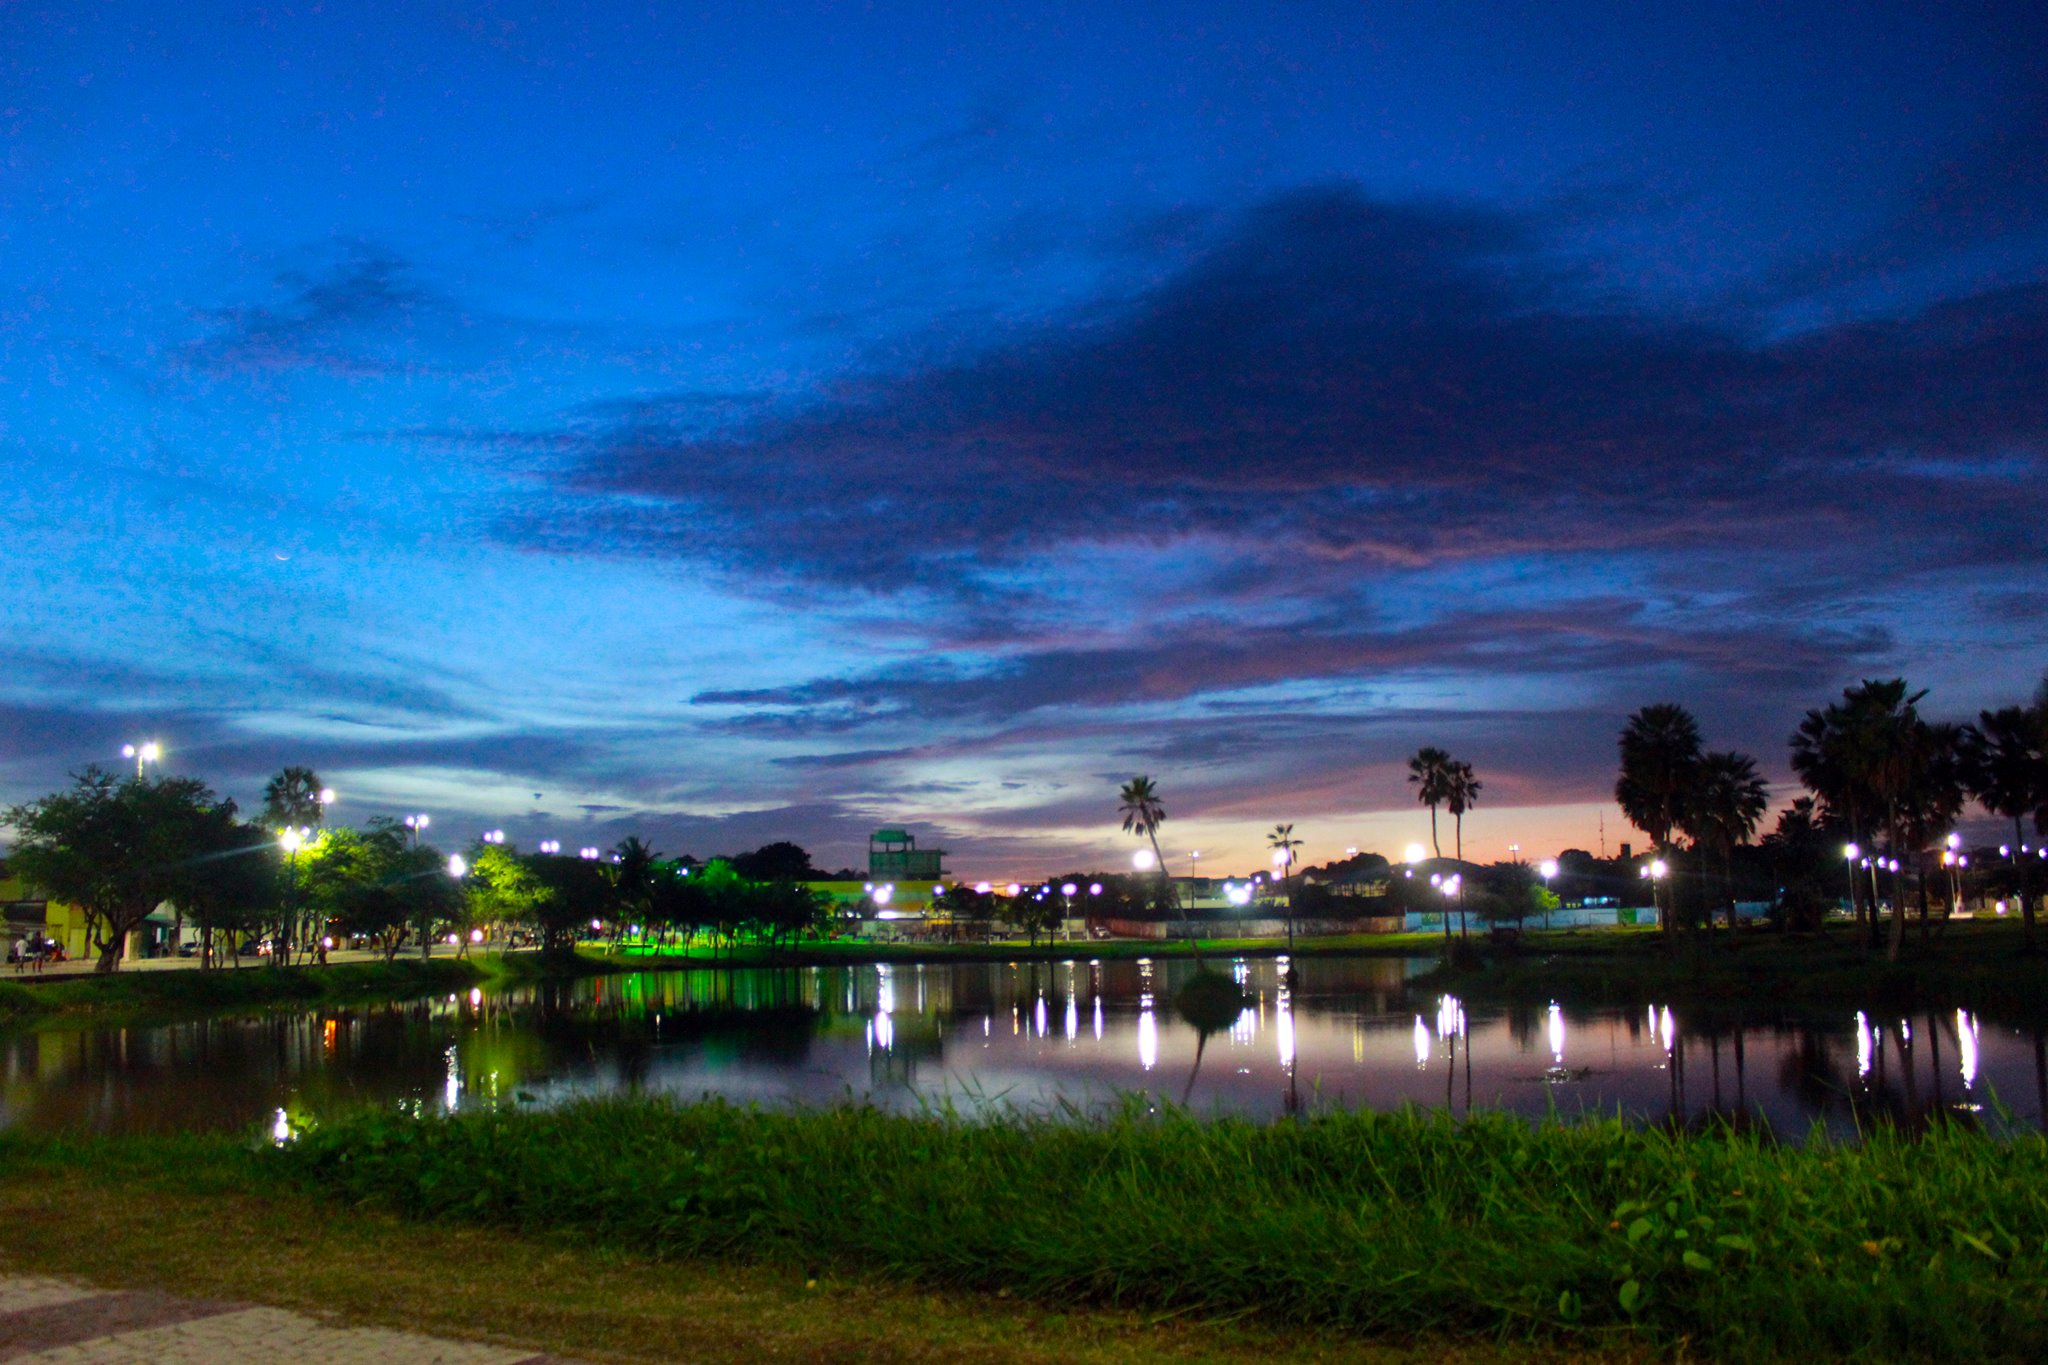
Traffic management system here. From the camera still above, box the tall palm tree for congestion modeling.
[610,836,661,936]
[1267,823,1303,949]
[262,765,327,832]
[1833,679,1929,963]
[1445,762,1481,937]
[1899,722,1966,938]
[1615,704,1702,933]
[1117,776,1171,906]
[1407,747,1454,859]
[1961,705,2048,950]
[1680,751,1770,934]
[1790,702,1873,944]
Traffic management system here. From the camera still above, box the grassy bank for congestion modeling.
[1421,919,2048,1024]
[271,1096,2048,1361]
[597,929,1449,970]
[0,949,623,1032]
[0,1129,1594,1365]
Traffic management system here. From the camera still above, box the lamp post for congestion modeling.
[404,813,430,849]
[1844,843,1860,924]
[1539,858,1558,929]
[121,741,162,780]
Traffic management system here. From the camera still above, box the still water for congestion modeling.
[1,956,2042,1137]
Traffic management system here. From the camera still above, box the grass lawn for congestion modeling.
[0,1132,1621,1365]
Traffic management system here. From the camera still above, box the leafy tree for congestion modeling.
[1616,704,1702,934]
[466,843,547,943]
[1407,747,1454,859]
[1679,750,1770,933]
[729,841,816,883]
[527,852,614,960]
[179,810,283,967]
[4,767,233,973]
[1961,703,2048,949]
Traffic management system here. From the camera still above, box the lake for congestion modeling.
[1,955,2040,1137]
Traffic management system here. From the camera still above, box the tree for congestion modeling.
[1616,704,1702,934]
[1117,776,1171,898]
[729,841,816,883]
[1829,680,1930,963]
[609,836,661,938]
[1267,823,1303,948]
[4,767,232,972]
[1445,760,1481,936]
[1961,704,2048,950]
[179,810,283,968]
[1407,747,1454,859]
[1679,750,1770,934]
[261,766,329,832]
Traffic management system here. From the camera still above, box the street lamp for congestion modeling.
[404,813,430,847]
[1132,848,1156,871]
[1538,858,1558,929]
[121,741,163,779]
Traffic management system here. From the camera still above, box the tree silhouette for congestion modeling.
[1961,704,2048,950]
[1267,823,1302,948]
[1680,750,1770,933]
[1616,704,1702,934]
[1407,747,1454,859]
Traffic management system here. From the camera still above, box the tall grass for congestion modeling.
[279,1097,2048,1360]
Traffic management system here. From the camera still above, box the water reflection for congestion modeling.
[0,957,2041,1139]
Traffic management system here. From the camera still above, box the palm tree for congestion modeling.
[1615,704,1702,933]
[1898,722,1966,939]
[1961,705,2048,950]
[1267,823,1303,948]
[1790,702,1873,944]
[610,836,661,943]
[1445,762,1480,937]
[1831,679,1929,963]
[1117,776,1172,907]
[1407,747,1454,859]
[262,765,328,831]
[261,766,328,964]
[1680,751,1770,934]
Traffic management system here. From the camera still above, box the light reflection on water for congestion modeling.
[0,956,2042,1138]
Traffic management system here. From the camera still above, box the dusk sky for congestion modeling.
[3,1,2045,878]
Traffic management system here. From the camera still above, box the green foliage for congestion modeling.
[278,1098,2048,1360]
[4,766,242,970]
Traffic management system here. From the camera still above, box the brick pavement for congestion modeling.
[0,1274,586,1363]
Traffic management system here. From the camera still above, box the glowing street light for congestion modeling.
[404,813,430,847]
[1404,843,1427,865]
[121,741,163,779]
[447,854,468,878]
[1132,848,1157,871]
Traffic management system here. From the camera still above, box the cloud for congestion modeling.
[508,185,2048,605]
[176,243,434,377]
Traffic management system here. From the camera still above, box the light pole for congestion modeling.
[1640,859,1668,926]
[404,813,430,849]
[1844,843,1859,924]
[1539,859,1558,929]
[121,741,162,780]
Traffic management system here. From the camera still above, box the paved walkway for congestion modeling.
[0,1274,585,1363]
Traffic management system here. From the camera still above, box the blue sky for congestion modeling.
[3,1,2045,876]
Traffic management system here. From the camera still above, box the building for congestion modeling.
[868,828,946,881]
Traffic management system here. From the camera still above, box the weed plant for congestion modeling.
[279,1096,2048,1360]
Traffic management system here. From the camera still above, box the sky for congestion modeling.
[3,1,2045,879]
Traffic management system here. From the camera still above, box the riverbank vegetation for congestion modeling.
[0,950,623,1032]
[263,1097,2047,1361]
